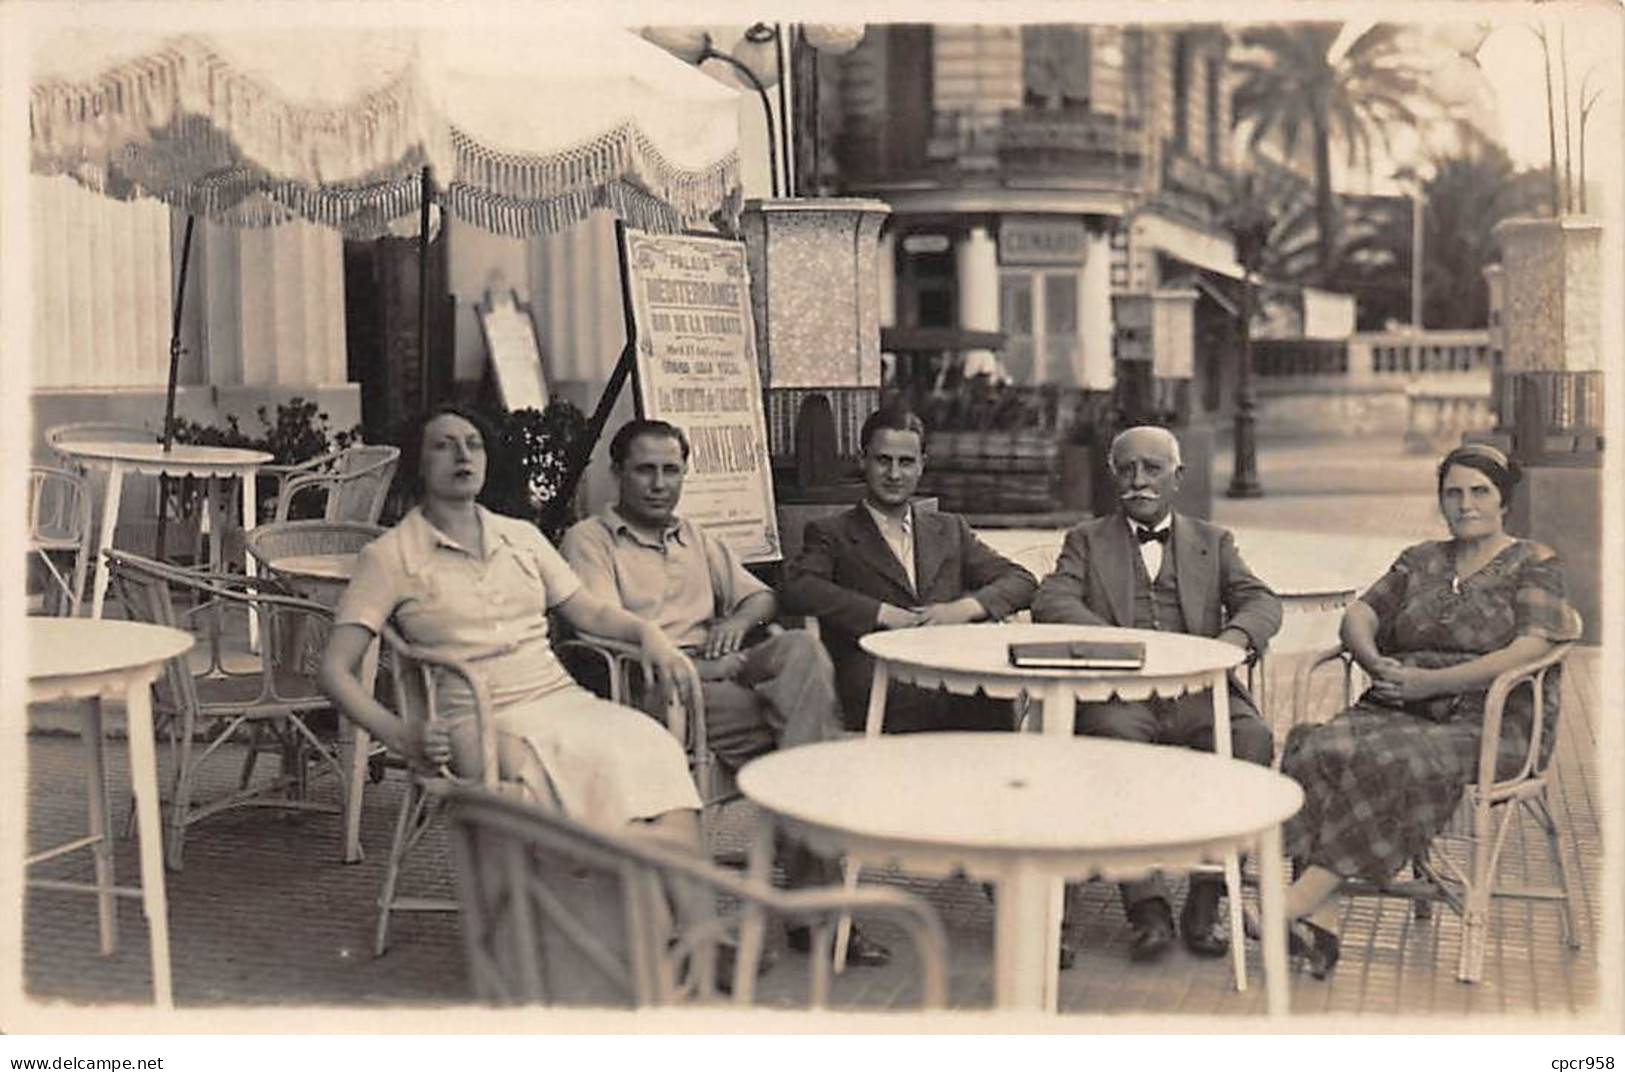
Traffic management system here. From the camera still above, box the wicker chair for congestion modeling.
[442,782,949,1008]
[1288,623,1585,982]
[28,466,92,616]
[263,444,399,524]
[245,519,388,863]
[370,623,515,955]
[104,548,349,870]
[554,631,733,820]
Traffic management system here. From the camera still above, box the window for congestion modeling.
[897,242,956,328]
[1172,34,1190,152]
[1021,25,1091,110]
[1205,55,1222,165]
[1122,29,1147,122]
[1000,268,1080,384]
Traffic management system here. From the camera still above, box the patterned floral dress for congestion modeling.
[1280,539,1579,884]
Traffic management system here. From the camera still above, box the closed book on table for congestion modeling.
[1008,640,1146,670]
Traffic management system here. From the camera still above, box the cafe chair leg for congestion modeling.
[1529,795,1583,950]
[374,780,421,956]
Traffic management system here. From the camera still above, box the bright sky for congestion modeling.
[1310,8,1621,213]
[1475,5,1621,213]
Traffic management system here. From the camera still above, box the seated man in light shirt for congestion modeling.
[560,417,891,968]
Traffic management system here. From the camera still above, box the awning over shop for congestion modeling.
[1135,210,1245,281]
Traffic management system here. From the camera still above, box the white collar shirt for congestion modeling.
[1128,513,1173,579]
[864,501,916,591]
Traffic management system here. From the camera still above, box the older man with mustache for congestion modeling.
[1032,425,1281,965]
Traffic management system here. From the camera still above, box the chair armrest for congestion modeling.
[260,453,339,511]
[1477,641,1574,789]
[274,471,342,521]
[380,625,514,790]
[558,632,702,755]
[591,818,948,1008]
[1285,645,1360,769]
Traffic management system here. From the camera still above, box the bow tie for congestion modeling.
[1134,525,1170,545]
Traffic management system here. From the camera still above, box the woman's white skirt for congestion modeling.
[491,683,702,828]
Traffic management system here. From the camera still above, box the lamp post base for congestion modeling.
[1226,409,1264,499]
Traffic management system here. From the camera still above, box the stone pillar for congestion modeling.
[741,197,891,388]
[1491,216,1603,372]
[1078,225,1115,390]
[1489,215,1605,642]
[741,195,891,496]
[877,229,897,328]
[955,222,1000,374]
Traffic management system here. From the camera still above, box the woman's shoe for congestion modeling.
[1243,909,1340,979]
[1293,919,1340,980]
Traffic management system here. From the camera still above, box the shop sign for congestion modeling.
[999,217,1086,265]
[618,227,781,563]
[901,233,951,255]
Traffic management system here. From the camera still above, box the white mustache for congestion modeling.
[1121,492,1158,501]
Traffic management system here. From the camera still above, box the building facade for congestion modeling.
[826,23,1245,414]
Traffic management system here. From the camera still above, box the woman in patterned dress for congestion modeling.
[1273,443,1580,977]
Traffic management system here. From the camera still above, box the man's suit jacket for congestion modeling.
[1031,511,1282,660]
[782,505,1037,720]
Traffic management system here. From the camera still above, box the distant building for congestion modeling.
[823,23,1248,421]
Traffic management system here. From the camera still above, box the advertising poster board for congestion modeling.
[477,290,549,412]
[618,226,780,563]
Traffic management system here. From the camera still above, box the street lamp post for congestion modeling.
[1226,206,1270,499]
[1411,188,1425,373]
[642,24,866,202]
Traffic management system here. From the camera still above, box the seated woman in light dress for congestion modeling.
[1273,444,1579,978]
[318,404,706,855]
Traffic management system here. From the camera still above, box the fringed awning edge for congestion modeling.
[449,121,740,231]
[30,34,429,187]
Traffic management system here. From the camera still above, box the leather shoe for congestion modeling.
[786,924,892,968]
[1179,883,1230,958]
[1125,898,1175,962]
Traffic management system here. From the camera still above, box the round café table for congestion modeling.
[264,552,358,603]
[738,734,1303,1015]
[27,617,194,1009]
[859,622,1247,740]
[54,440,273,621]
[260,550,369,864]
[854,621,1249,1007]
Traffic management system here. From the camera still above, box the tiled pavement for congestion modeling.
[20,644,1603,1017]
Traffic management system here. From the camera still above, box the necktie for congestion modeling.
[1135,525,1169,545]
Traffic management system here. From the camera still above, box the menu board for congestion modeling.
[618,227,780,563]
[477,290,548,412]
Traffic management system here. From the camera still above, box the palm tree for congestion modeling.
[1411,147,1547,328]
[1231,22,1427,285]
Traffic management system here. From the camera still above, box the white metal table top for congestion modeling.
[53,440,273,474]
[27,617,193,695]
[860,622,1244,685]
[738,733,1303,860]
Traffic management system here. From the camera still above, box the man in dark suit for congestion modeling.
[1032,424,1281,964]
[783,408,1037,733]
